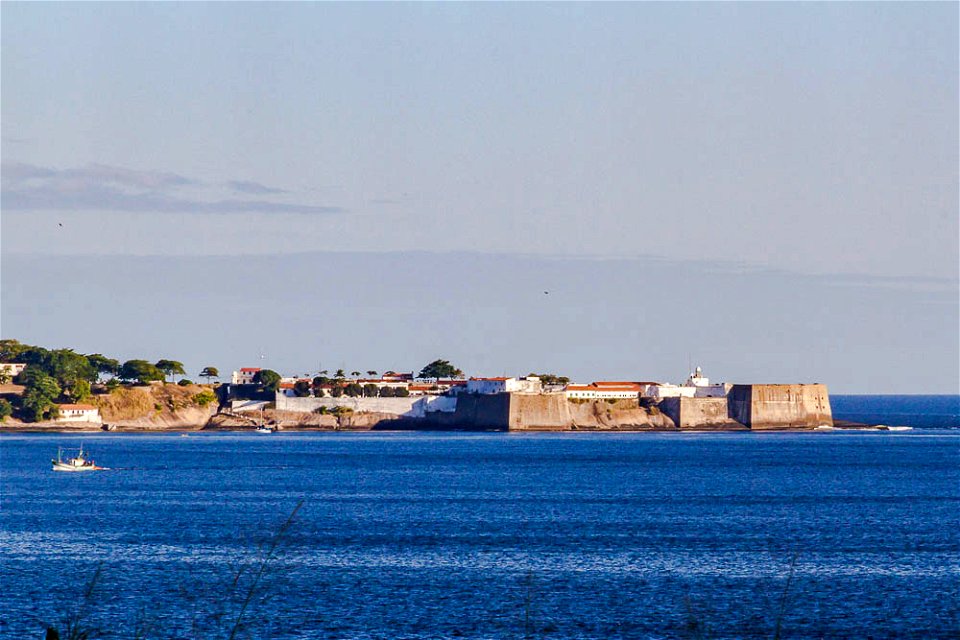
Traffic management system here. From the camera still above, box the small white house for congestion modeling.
[642,367,730,399]
[231,368,262,385]
[56,404,102,424]
[0,363,26,378]
[466,376,542,395]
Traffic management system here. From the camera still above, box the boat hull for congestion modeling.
[52,463,101,472]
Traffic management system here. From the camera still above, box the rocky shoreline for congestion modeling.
[0,413,893,433]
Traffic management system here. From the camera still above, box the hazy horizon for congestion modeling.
[2,2,958,394]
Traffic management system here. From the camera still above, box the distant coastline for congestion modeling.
[3,339,956,434]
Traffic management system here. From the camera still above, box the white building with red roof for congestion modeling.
[565,382,644,400]
[231,368,262,385]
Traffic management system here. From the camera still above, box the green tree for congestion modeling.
[86,354,120,380]
[199,366,220,384]
[350,371,361,379]
[34,349,97,393]
[22,371,61,422]
[155,360,186,383]
[293,380,312,397]
[330,385,344,398]
[344,383,363,397]
[362,383,380,398]
[0,339,28,362]
[394,387,410,398]
[366,370,378,377]
[334,369,346,380]
[178,379,194,386]
[0,371,9,385]
[119,360,165,384]
[255,369,282,392]
[379,386,395,398]
[70,379,92,402]
[418,359,463,380]
[0,398,12,422]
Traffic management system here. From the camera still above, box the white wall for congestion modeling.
[231,400,270,412]
[0,363,26,376]
[275,394,456,418]
[57,409,102,423]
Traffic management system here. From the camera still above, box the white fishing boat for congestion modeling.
[254,407,275,433]
[51,445,104,472]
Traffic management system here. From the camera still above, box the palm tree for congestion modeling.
[351,371,361,379]
[367,370,378,377]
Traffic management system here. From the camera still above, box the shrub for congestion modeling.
[178,379,193,386]
[394,387,410,398]
[0,399,11,422]
[193,390,217,407]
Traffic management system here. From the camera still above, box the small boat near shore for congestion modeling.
[52,446,105,472]
[254,407,275,433]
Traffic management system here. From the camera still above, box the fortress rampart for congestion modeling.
[727,384,832,429]
[271,383,833,432]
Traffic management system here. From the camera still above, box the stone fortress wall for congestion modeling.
[271,383,833,432]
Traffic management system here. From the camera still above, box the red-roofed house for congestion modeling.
[232,368,262,385]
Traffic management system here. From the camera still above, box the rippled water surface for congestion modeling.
[2,432,958,639]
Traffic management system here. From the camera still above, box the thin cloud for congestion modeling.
[227,180,286,195]
[1,162,343,215]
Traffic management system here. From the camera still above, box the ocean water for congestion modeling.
[831,395,960,429]
[1,430,958,639]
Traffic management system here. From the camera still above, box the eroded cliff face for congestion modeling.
[510,395,676,430]
[91,383,217,429]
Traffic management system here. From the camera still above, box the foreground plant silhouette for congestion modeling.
[227,499,304,640]
[45,563,103,640]
[43,500,305,640]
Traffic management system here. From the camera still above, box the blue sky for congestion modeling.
[2,3,957,392]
